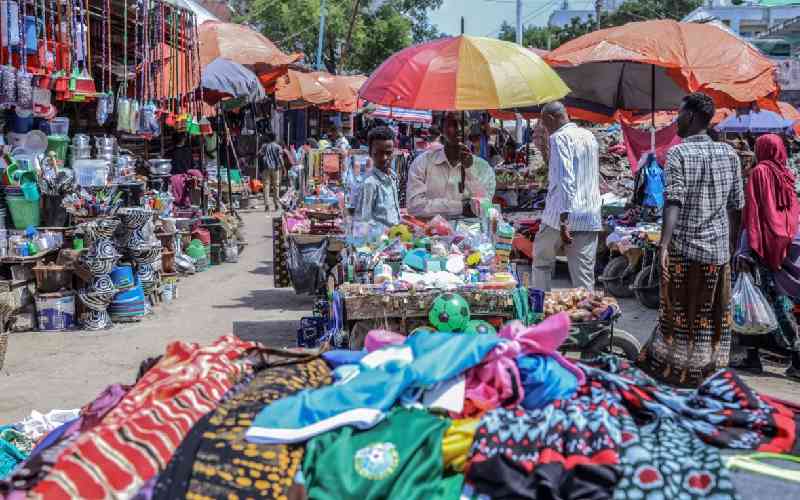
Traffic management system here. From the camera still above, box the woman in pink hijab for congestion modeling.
[734,133,800,379]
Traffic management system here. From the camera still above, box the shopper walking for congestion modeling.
[532,101,601,292]
[733,133,800,379]
[259,132,284,212]
[641,92,744,387]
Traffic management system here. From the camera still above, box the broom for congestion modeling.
[71,0,95,96]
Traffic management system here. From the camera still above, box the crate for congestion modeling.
[33,264,73,293]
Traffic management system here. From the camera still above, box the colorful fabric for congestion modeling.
[442,419,479,473]
[30,336,258,500]
[664,134,745,265]
[1,384,131,496]
[460,313,584,418]
[467,355,799,500]
[153,357,331,500]
[517,355,578,410]
[246,332,501,444]
[744,134,800,271]
[303,408,462,500]
[621,121,681,174]
[641,253,732,387]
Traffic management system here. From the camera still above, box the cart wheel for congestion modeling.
[601,255,635,298]
[580,329,641,361]
[634,265,660,309]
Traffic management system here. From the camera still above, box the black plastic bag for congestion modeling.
[287,238,328,295]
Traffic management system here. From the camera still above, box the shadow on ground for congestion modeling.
[214,288,313,312]
[234,320,298,347]
[251,260,274,276]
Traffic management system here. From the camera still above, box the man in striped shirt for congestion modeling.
[533,101,602,291]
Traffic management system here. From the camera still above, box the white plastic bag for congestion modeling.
[732,272,778,335]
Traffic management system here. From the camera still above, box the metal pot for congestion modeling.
[94,135,117,150]
[147,158,172,176]
[70,145,92,160]
[116,154,136,169]
[72,134,90,148]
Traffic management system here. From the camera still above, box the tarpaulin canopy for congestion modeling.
[360,35,569,111]
[275,71,365,113]
[201,58,266,104]
[198,21,303,73]
[544,20,780,113]
[716,109,797,133]
[368,105,433,124]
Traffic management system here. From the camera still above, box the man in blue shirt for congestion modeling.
[354,127,401,229]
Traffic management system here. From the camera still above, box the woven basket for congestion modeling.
[0,331,8,372]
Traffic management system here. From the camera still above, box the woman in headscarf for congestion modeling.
[733,133,800,379]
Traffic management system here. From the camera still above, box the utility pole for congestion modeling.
[315,0,327,70]
[515,0,524,144]
[595,0,603,30]
[341,0,364,69]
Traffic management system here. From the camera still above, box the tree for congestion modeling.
[497,0,702,50]
[241,0,442,74]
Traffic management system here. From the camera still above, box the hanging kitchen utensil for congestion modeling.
[39,0,54,72]
[71,0,95,95]
[116,0,130,132]
[52,0,69,95]
[16,0,33,110]
[95,0,109,124]
[2,0,18,106]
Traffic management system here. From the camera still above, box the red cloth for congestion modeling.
[744,134,800,271]
[31,336,258,499]
[621,122,681,173]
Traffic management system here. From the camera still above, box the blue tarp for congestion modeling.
[716,110,796,134]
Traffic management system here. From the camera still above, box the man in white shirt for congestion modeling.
[533,101,602,291]
[406,113,495,218]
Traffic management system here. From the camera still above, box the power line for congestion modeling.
[485,0,561,37]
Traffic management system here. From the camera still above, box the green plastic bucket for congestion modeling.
[47,135,70,162]
[6,195,41,229]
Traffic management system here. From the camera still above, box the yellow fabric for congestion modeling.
[442,418,479,472]
[454,36,569,110]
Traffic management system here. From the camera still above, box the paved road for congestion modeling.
[1,210,796,423]
[0,210,313,423]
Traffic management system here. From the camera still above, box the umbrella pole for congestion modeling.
[650,64,656,152]
[459,111,465,193]
[525,118,530,165]
[216,106,222,213]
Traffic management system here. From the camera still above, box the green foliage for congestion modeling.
[497,0,702,51]
[242,0,442,74]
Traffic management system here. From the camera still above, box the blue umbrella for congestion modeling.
[716,110,796,134]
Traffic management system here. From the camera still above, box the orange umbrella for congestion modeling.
[275,70,366,113]
[198,21,303,73]
[318,74,367,113]
[545,20,779,113]
[275,70,333,107]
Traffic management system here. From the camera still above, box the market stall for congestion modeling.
[0,0,260,336]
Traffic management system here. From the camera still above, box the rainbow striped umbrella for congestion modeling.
[359,35,569,111]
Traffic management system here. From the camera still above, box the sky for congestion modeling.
[429,0,596,37]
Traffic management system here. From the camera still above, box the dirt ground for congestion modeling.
[1,209,797,424]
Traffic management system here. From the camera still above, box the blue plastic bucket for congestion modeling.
[110,264,135,290]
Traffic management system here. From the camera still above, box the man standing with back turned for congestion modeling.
[641,92,744,387]
[533,101,602,292]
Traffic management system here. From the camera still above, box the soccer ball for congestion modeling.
[428,293,471,332]
[463,320,496,335]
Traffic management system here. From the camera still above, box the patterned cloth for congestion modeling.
[153,357,331,500]
[664,134,744,265]
[466,355,799,500]
[641,253,732,387]
[29,336,258,500]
